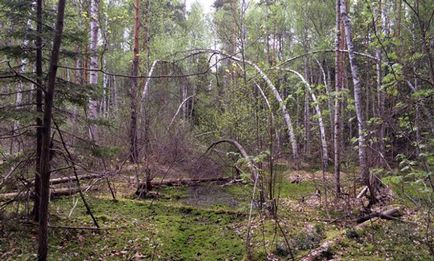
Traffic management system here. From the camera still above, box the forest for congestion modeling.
[0,0,433,260]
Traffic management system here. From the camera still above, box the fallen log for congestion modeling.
[301,240,335,261]
[152,176,232,186]
[135,176,233,195]
[0,186,96,201]
[0,174,103,201]
[48,174,103,185]
[356,208,402,224]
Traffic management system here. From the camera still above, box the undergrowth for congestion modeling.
[0,169,432,260]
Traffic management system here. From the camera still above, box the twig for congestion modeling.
[53,119,100,229]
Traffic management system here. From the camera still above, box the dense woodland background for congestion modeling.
[0,0,433,260]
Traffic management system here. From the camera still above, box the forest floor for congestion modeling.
[0,166,432,260]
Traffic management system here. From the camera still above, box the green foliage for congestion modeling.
[383,145,433,207]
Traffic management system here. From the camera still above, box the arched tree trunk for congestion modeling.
[168,95,194,129]
[144,51,300,167]
[248,62,299,167]
[205,139,259,183]
[215,51,299,166]
[286,69,329,169]
[141,59,159,100]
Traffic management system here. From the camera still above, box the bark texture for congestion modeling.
[38,0,66,259]
[334,0,344,197]
[129,0,140,163]
[88,0,99,140]
[32,0,43,222]
[340,0,375,202]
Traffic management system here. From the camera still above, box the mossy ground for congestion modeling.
[0,168,432,260]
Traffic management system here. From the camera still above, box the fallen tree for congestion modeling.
[48,173,103,185]
[0,174,103,201]
[135,176,233,196]
[356,208,402,224]
[0,186,96,201]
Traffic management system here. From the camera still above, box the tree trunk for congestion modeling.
[185,50,300,166]
[37,0,66,259]
[102,57,108,116]
[12,19,32,154]
[129,0,140,163]
[88,0,99,140]
[252,63,299,167]
[340,0,376,203]
[206,139,259,182]
[303,38,311,159]
[334,0,344,197]
[287,69,328,169]
[32,0,43,222]
[315,58,334,132]
[376,0,386,166]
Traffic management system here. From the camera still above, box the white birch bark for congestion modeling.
[141,59,159,101]
[249,62,299,163]
[210,50,299,163]
[340,0,374,201]
[286,69,329,166]
[12,19,32,153]
[88,0,99,139]
[315,58,334,128]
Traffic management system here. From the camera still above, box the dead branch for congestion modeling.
[356,208,402,224]
[0,186,97,201]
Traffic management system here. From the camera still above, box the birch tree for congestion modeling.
[88,0,99,139]
[334,0,344,197]
[340,0,376,203]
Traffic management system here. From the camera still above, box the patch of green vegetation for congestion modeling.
[383,176,433,207]
[277,180,316,200]
[1,172,430,260]
[1,194,248,260]
[333,221,432,260]
[273,168,317,200]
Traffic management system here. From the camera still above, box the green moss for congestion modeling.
[277,180,316,200]
[333,221,431,260]
[1,195,247,260]
[1,173,430,260]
